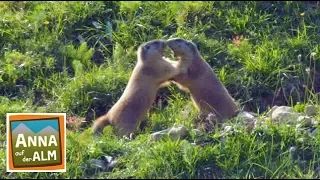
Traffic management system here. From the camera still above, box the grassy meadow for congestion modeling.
[0,1,320,178]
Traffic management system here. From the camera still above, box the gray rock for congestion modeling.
[107,159,119,169]
[312,118,318,125]
[271,106,300,124]
[90,155,119,172]
[309,128,318,136]
[267,106,279,116]
[223,125,233,133]
[151,128,170,142]
[151,124,189,142]
[236,111,257,131]
[296,116,313,128]
[237,111,255,121]
[102,155,113,163]
[305,105,318,116]
[90,159,107,171]
[289,146,296,153]
[168,125,189,141]
[192,129,204,137]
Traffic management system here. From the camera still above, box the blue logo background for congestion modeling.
[11,119,59,133]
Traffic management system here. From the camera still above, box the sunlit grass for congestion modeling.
[0,1,320,179]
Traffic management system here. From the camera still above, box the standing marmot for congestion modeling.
[92,40,190,137]
[167,38,239,124]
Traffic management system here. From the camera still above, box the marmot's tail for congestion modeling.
[92,115,110,136]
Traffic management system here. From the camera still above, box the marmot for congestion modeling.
[166,38,239,123]
[92,40,190,137]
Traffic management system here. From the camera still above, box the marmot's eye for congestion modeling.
[145,45,150,50]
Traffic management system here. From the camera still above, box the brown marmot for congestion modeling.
[166,38,239,124]
[92,39,190,137]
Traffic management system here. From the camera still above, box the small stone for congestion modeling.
[151,130,168,142]
[129,133,135,140]
[267,106,279,116]
[289,146,296,153]
[312,118,318,125]
[101,155,113,163]
[307,127,318,136]
[151,128,171,141]
[168,129,180,141]
[246,119,257,132]
[237,111,256,122]
[192,129,204,137]
[305,105,318,116]
[271,106,300,124]
[168,125,188,141]
[236,111,257,131]
[296,116,313,128]
[18,63,25,68]
[238,111,255,119]
[310,128,318,136]
[223,126,233,133]
[107,159,119,169]
[90,159,107,171]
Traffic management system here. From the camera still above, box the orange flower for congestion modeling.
[232,35,244,47]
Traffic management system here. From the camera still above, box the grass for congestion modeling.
[0,1,320,179]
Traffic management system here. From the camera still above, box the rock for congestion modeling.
[308,128,319,136]
[270,106,300,124]
[129,133,135,140]
[267,106,279,116]
[296,116,313,128]
[289,146,296,153]
[168,125,189,141]
[312,118,318,125]
[274,112,300,124]
[236,111,257,131]
[151,128,170,142]
[305,105,318,116]
[237,111,255,121]
[91,155,119,172]
[151,124,189,142]
[192,129,204,137]
[90,159,108,171]
[246,119,257,132]
[223,126,233,133]
[101,155,113,163]
[107,159,119,169]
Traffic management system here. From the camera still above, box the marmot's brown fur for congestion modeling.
[92,40,190,137]
[167,38,239,123]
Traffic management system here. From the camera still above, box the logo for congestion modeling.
[7,113,66,172]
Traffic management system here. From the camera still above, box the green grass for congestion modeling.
[0,1,320,179]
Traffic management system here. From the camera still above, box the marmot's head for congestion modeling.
[137,40,167,62]
[167,38,198,59]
